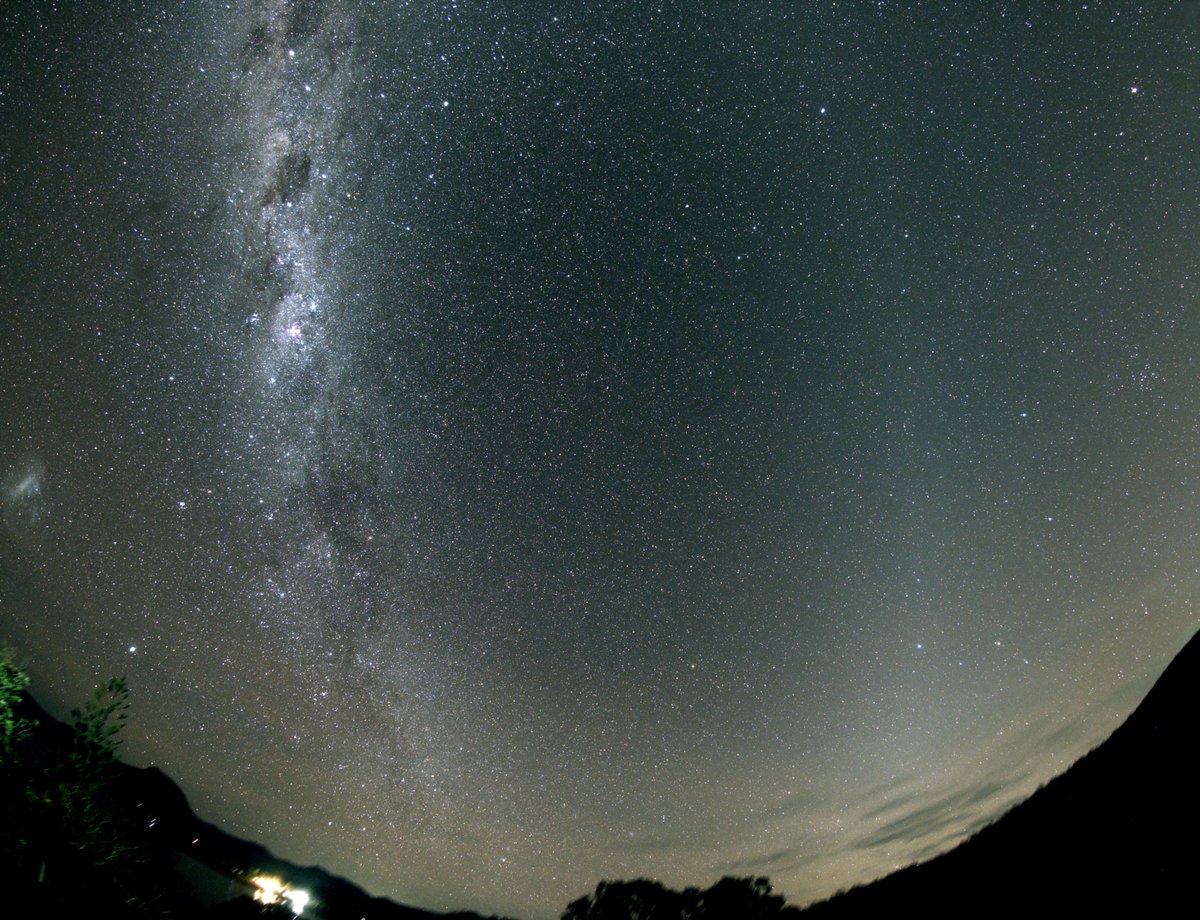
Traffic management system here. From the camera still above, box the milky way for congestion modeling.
[2,4,1199,918]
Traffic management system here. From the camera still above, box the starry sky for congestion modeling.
[2,2,1199,918]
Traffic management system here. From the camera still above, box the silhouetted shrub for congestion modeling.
[563,875,799,920]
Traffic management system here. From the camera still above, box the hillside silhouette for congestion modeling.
[0,689,513,920]
[5,629,1197,918]
[799,628,1200,917]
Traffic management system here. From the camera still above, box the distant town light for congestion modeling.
[250,874,310,915]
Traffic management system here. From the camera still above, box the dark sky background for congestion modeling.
[2,2,1199,918]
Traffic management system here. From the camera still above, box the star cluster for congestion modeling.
[2,3,1198,918]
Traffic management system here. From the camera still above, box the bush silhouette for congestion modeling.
[563,875,798,920]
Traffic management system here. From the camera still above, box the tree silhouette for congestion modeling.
[563,879,689,920]
[13,671,155,914]
[0,650,36,757]
[692,877,792,919]
[563,875,799,920]
[0,652,39,886]
[49,676,134,864]
[1,661,151,913]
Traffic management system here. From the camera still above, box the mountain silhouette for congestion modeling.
[8,629,1197,918]
[4,692,513,920]
[800,629,1200,917]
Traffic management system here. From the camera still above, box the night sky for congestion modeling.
[2,2,1199,918]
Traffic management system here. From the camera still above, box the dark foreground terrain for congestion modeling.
[799,629,1200,917]
[0,687,511,920]
[3,628,1197,918]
